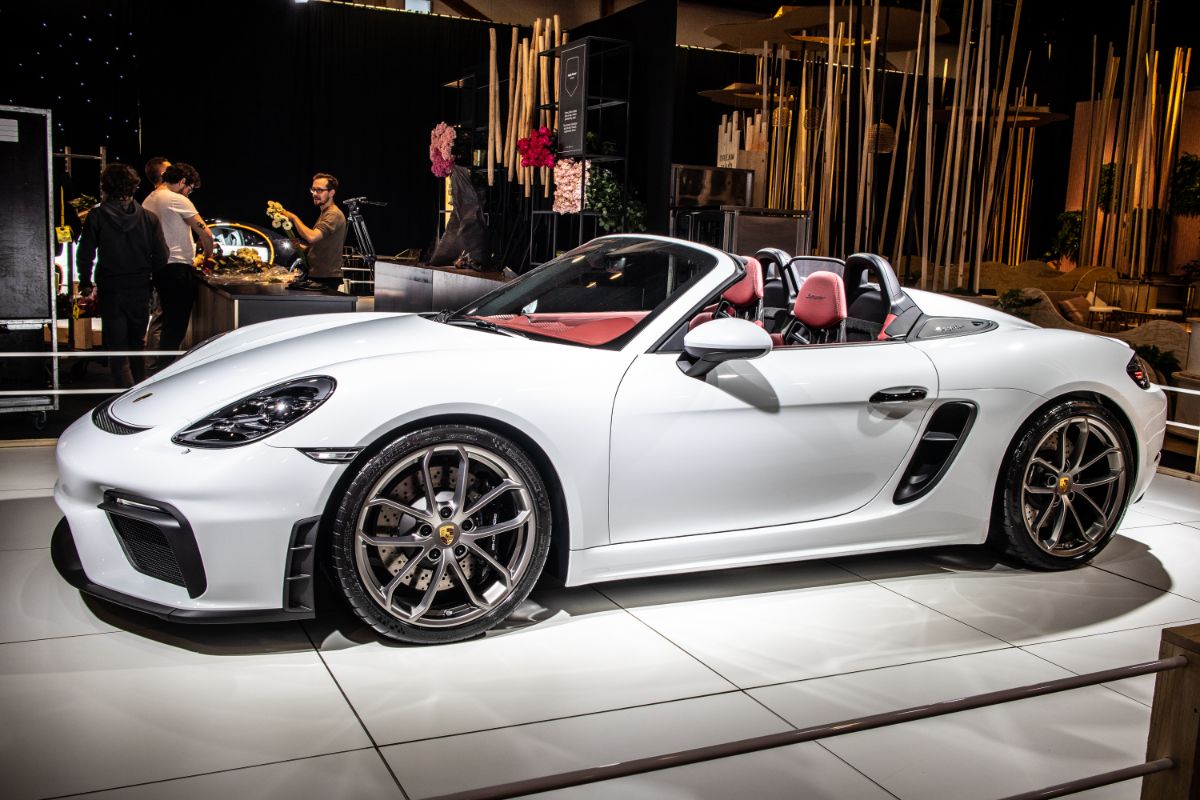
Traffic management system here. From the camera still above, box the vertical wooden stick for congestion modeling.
[973,0,1021,278]
[921,0,941,288]
[487,28,497,186]
[508,38,524,180]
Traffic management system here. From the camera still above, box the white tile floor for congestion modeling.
[2,442,1198,799]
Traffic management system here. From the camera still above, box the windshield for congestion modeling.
[454,237,720,347]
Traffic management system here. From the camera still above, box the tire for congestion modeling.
[331,425,552,644]
[993,399,1132,570]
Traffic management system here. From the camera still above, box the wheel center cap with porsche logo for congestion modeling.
[1056,475,1072,495]
[438,523,459,546]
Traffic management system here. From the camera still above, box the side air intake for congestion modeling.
[894,401,977,504]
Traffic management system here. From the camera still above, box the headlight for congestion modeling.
[172,376,336,448]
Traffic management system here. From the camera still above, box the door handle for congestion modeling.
[870,386,928,404]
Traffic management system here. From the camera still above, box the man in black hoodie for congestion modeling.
[77,163,169,388]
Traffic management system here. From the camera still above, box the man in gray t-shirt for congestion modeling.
[282,172,347,290]
[142,163,213,361]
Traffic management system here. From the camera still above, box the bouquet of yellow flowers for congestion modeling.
[266,200,308,272]
[266,200,293,231]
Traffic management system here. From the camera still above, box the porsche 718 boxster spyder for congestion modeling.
[53,235,1167,643]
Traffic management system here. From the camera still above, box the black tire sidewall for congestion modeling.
[331,424,552,644]
[997,399,1133,570]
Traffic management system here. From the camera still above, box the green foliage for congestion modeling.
[585,167,646,233]
[995,289,1039,319]
[1097,162,1116,212]
[1171,153,1200,217]
[1135,344,1181,380]
[1045,211,1082,262]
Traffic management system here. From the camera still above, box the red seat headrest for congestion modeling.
[792,271,847,329]
[723,257,764,308]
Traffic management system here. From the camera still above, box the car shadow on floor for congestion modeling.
[77,535,1170,654]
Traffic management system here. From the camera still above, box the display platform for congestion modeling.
[192,278,358,342]
[373,259,508,314]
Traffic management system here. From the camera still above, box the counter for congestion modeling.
[192,278,358,342]
[373,259,508,314]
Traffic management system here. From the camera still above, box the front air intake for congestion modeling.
[894,402,978,504]
[99,491,207,598]
[110,515,187,587]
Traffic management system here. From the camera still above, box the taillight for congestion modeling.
[1127,354,1151,389]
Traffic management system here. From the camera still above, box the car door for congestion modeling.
[607,340,939,543]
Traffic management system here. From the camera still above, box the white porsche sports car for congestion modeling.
[54,234,1167,644]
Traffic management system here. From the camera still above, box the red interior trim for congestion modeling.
[477,312,649,345]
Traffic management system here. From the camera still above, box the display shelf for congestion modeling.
[529,209,599,267]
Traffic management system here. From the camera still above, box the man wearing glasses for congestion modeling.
[281,173,347,291]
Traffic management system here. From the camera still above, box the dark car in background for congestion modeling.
[208,220,304,270]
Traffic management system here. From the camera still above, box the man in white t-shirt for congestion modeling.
[143,157,170,353]
[142,162,213,365]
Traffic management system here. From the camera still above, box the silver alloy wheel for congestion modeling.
[353,443,537,628]
[1020,414,1127,556]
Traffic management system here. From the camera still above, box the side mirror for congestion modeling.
[676,317,773,378]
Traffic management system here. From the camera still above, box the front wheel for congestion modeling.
[993,399,1132,570]
[331,425,552,644]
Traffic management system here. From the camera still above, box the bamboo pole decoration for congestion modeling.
[525,27,535,196]
[819,4,836,254]
[921,1,941,288]
[839,21,852,255]
[553,14,561,131]
[950,0,984,281]
[538,20,551,197]
[539,19,550,131]
[956,0,986,277]
[894,0,927,270]
[934,0,972,287]
[973,0,1021,281]
[508,37,524,181]
[879,51,913,255]
[487,28,497,186]
[505,27,518,175]
[493,31,503,162]
[518,39,529,186]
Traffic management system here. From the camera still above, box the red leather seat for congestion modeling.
[689,257,765,330]
[782,270,847,345]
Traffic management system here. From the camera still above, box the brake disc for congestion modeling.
[373,470,480,592]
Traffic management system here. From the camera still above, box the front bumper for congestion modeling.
[54,409,343,619]
[52,517,316,623]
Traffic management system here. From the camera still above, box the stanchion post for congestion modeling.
[1142,624,1200,798]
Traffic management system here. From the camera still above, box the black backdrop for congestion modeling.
[2,0,512,257]
[7,0,1179,264]
[573,0,677,234]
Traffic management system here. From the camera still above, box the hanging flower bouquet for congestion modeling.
[518,126,556,168]
[430,122,457,178]
[553,158,584,214]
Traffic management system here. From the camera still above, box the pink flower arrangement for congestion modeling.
[429,122,456,178]
[553,158,584,213]
[518,126,556,168]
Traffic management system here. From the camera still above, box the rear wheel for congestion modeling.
[994,400,1132,570]
[331,425,551,643]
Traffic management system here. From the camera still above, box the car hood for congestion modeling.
[109,313,527,428]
